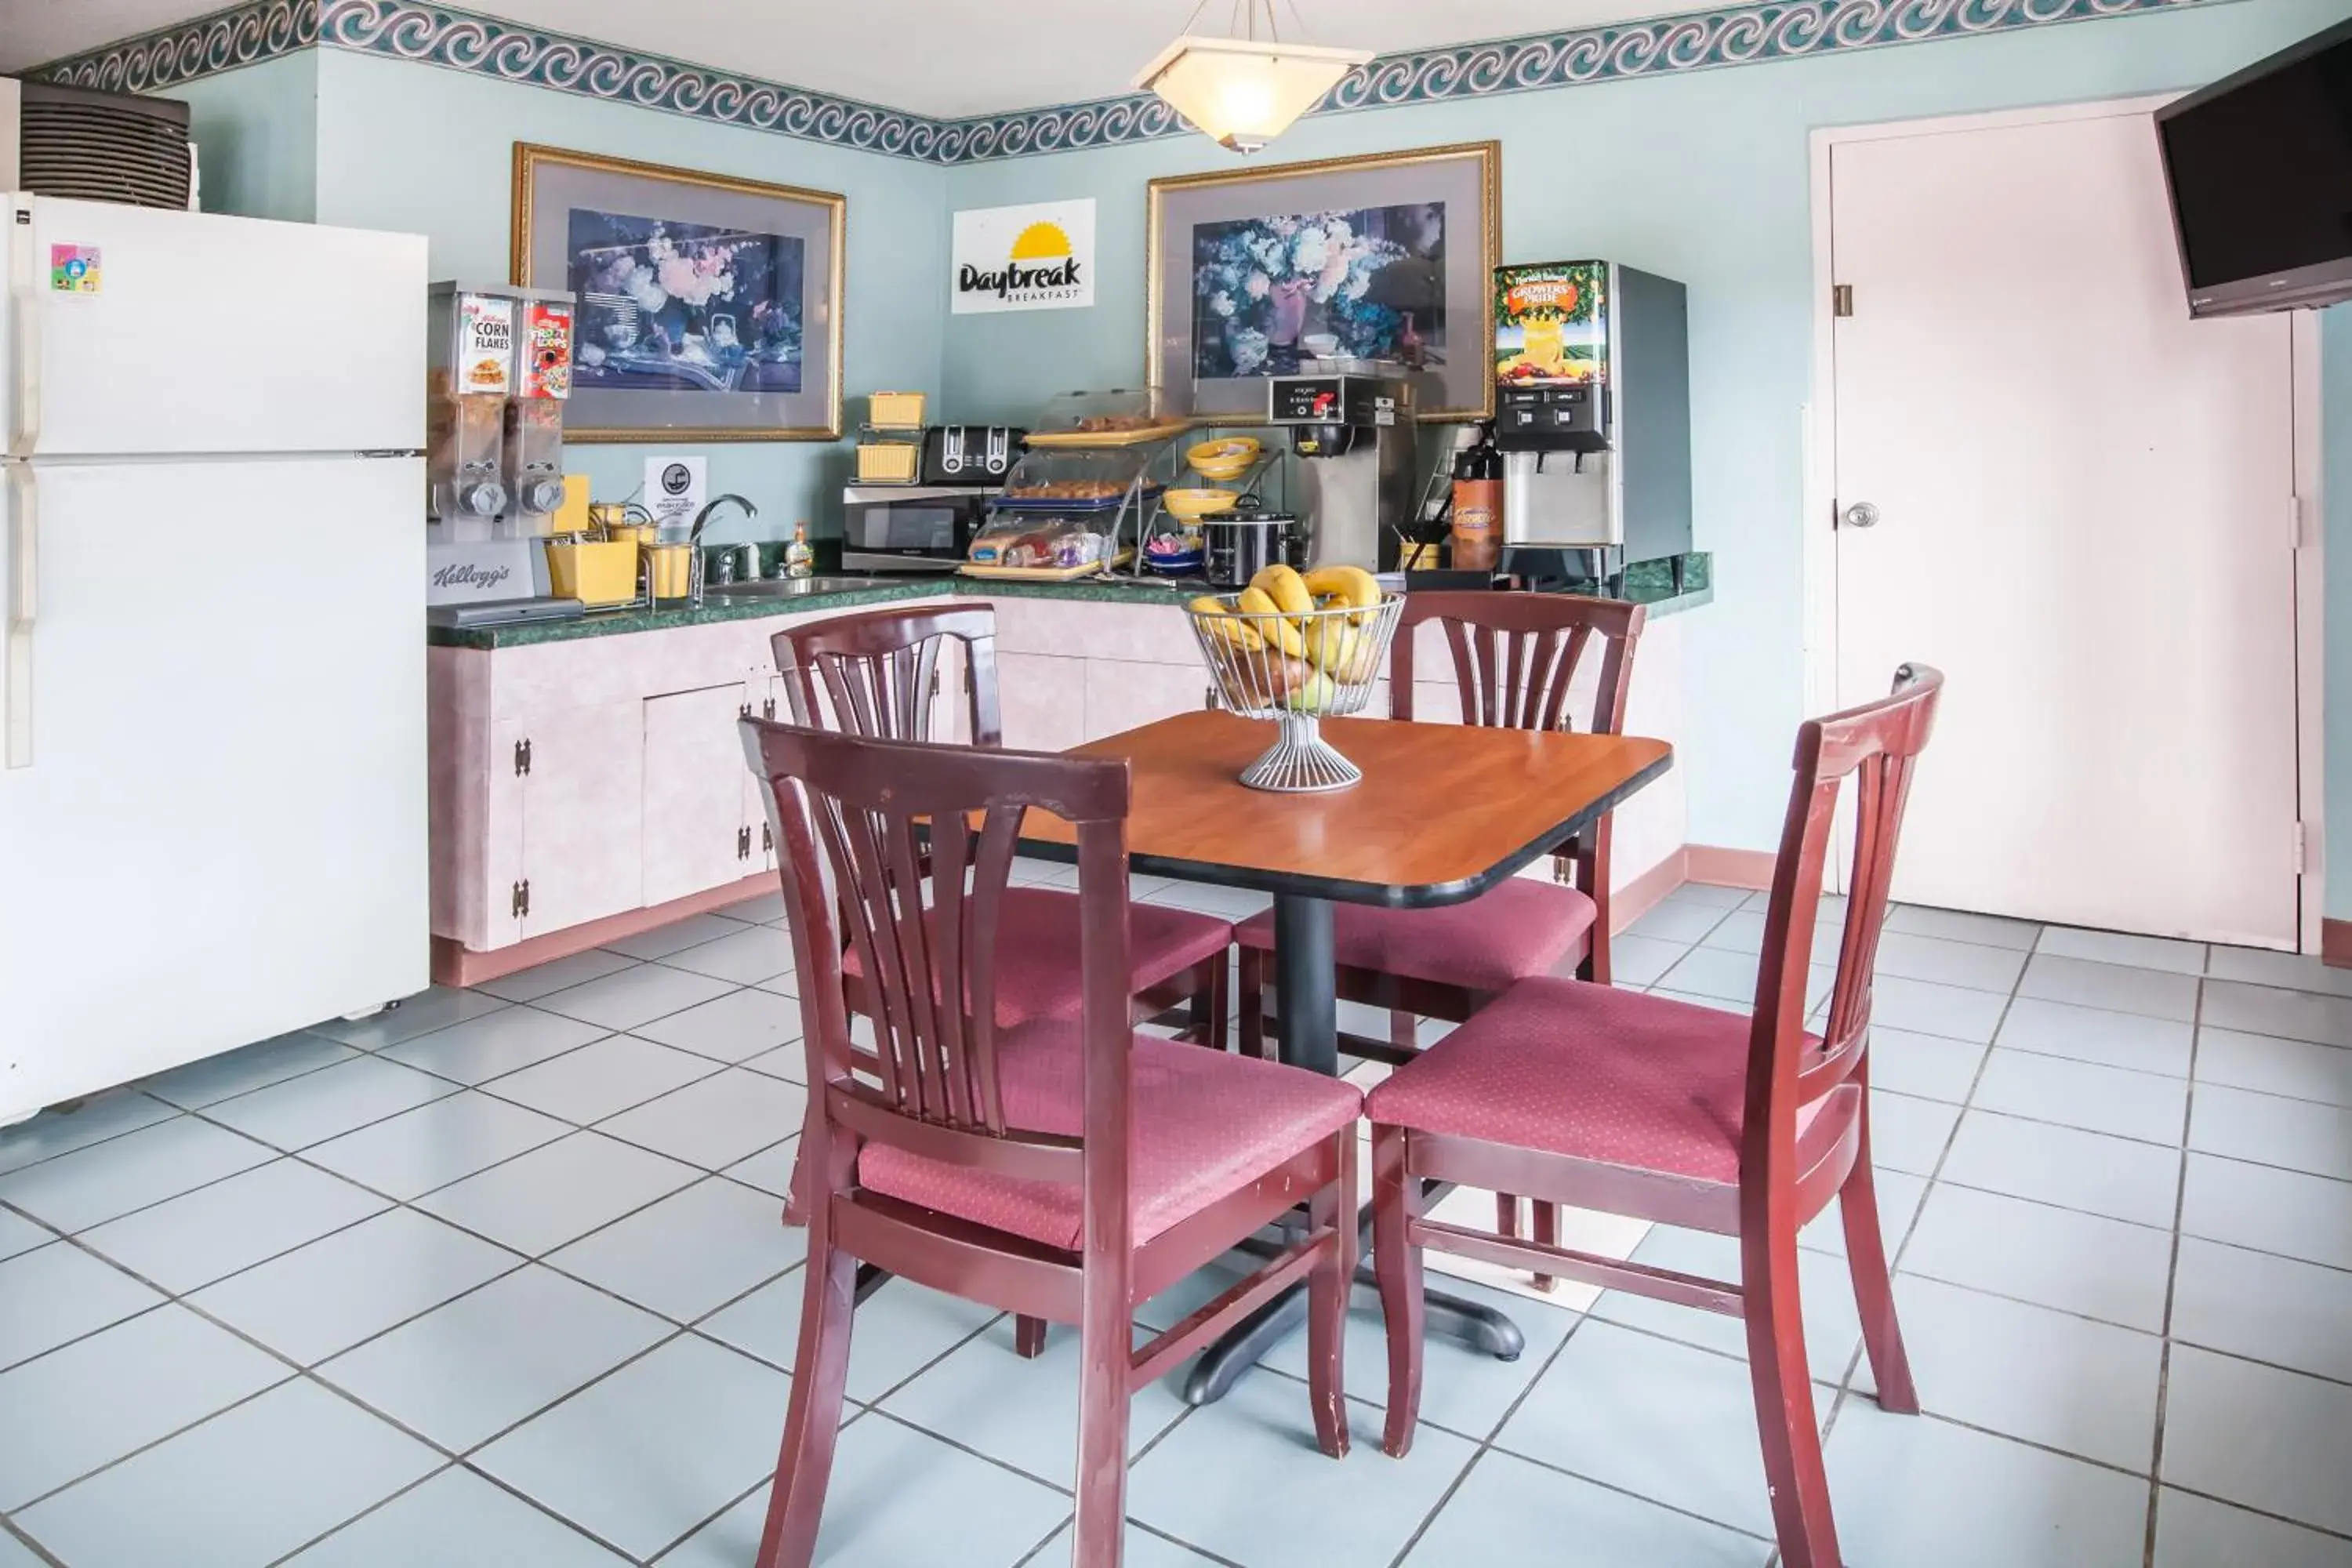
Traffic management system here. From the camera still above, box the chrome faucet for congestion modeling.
[688,492,758,543]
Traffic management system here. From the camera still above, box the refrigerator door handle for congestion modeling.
[5,464,32,768]
[7,201,38,456]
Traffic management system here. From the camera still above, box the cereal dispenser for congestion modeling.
[502,291,576,533]
[425,281,575,539]
[425,281,577,614]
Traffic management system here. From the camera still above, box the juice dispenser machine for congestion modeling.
[1492,262,1692,585]
[424,281,578,612]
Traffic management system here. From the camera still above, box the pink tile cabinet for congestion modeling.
[427,596,956,968]
[426,590,1690,975]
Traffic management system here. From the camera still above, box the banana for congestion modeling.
[1200,613,1265,655]
[1303,619,1359,675]
[1301,564,1380,611]
[1251,563,1315,619]
[1236,586,1307,659]
[1186,594,1227,616]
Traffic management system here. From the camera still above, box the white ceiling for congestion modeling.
[2,0,1719,118]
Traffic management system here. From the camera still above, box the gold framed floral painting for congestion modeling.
[1145,140,1501,423]
[511,142,844,442]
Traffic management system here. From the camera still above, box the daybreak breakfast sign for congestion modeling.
[952,199,1096,314]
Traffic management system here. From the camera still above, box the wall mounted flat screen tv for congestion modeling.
[2154,17,2352,318]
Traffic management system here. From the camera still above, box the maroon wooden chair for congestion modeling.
[1234,591,1644,1283]
[1365,663,1944,1568]
[741,717,1360,1568]
[774,604,1230,1050]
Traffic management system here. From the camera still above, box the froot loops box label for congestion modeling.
[49,245,101,294]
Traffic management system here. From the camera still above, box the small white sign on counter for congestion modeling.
[644,456,707,533]
[953,199,1095,314]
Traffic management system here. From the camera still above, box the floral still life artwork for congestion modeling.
[568,209,806,395]
[1190,203,1448,379]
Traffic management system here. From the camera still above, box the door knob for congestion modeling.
[1842,501,1881,529]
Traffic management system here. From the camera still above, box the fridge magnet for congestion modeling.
[1145,141,1499,422]
[512,143,844,443]
[49,245,100,294]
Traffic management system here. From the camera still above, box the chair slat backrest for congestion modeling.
[774,604,1003,746]
[742,717,1134,1196]
[1388,591,1646,736]
[1742,666,1945,1177]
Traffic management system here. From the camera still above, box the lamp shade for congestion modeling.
[1131,35,1369,153]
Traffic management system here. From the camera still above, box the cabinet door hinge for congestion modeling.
[2295,821,2311,875]
[513,738,532,775]
[739,700,753,720]
[1832,284,1854,318]
[760,821,773,855]
[737,826,753,861]
[510,879,530,918]
[2291,494,2311,551]
[762,696,777,720]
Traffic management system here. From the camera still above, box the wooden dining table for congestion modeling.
[1018,708,1675,1404]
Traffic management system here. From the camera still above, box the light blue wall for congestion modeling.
[940,0,2352,855]
[309,50,950,545]
[176,51,317,221]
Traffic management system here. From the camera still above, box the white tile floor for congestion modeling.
[2,877,2351,1566]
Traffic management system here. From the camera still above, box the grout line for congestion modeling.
[0,1512,67,1567]
[2143,978,2204,1568]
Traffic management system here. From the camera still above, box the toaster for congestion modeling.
[921,426,1024,487]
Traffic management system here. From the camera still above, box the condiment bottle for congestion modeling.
[784,521,815,580]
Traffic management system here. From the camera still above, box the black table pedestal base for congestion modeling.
[1184,891,1528,1406]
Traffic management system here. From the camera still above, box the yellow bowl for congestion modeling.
[1163,487,1240,521]
[1185,436,1261,482]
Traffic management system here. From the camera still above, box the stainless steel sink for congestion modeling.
[702,575,902,599]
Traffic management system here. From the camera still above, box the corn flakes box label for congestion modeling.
[459,294,514,395]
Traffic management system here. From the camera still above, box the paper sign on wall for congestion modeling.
[644,456,707,532]
[952,199,1095,314]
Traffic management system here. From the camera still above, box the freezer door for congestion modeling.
[4,195,427,459]
[0,456,428,1119]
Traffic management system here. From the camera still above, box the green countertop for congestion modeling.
[427,552,1713,650]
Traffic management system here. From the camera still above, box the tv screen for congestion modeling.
[2156,19,2352,315]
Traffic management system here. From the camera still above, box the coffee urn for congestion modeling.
[1262,372,1418,571]
[1491,262,1692,585]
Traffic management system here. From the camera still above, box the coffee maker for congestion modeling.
[1264,372,1417,571]
[424,281,578,611]
[1492,262,1691,585]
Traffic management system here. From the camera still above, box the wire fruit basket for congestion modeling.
[1187,571,1403,793]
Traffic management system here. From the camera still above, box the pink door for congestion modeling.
[1828,107,2303,947]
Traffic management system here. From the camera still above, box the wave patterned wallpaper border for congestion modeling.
[36,0,2224,164]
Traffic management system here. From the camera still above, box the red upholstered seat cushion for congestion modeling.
[1366,977,1809,1185]
[840,886,1231,1028]
[1232,877,1597,993]
[858,1021,1363,1250]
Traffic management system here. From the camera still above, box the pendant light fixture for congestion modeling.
[1131,0,1370,154]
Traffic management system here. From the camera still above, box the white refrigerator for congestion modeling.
[1,194,430,1123]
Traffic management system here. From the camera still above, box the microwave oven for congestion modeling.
[840,485,994,573]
